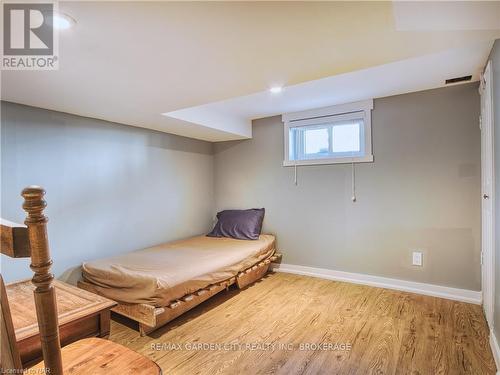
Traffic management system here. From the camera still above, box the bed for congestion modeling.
[78,234,281,335]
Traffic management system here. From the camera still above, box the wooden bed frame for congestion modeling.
[78,252,282,336]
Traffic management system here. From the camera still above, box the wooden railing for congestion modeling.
[1,186,63,374]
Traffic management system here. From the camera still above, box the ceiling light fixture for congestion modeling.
[269,86,283,94]
[53,13,76,30]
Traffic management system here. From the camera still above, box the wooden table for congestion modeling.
[6,279,117,367]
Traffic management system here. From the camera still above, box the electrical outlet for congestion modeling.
[412,251,423,266]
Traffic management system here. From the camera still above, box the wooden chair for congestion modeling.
[0,186,162,375]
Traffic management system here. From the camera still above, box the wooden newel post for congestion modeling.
[22,186,63,375]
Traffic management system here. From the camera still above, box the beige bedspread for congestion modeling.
[82,234,275,307]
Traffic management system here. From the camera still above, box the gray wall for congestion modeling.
[0,84,483,294]
[214,84,481,291]
[490,40,500,341]
[1,101,214,283]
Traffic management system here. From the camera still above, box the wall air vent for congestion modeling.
[445,75,472,84]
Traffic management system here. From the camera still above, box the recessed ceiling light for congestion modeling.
[53,13,76,30]
[269,86,283,94]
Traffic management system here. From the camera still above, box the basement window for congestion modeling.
[282,100,374,166]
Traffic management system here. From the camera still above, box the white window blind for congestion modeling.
[282,100,373,166]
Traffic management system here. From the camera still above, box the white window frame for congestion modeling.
[282,99,374,166]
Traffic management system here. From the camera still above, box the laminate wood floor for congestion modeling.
[109,272,497,375]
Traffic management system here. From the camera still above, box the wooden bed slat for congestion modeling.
[269,253,282,262]
[168,301,181,309]
[139,280,234,336]
[236,257,273,289]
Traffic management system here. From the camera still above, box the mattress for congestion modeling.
[82,234,275,307]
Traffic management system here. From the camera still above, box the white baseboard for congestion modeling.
[270,263,482,305]
[490,329,500,374]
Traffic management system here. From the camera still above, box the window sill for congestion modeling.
[283,155,374,167]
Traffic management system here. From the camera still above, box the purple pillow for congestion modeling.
[207,208,265,240]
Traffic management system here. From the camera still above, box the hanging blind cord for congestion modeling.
[351,162,356,202]
[294,163,298,186]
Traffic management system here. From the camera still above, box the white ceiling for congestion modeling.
[1,1,499,142]
[164,41,494,139]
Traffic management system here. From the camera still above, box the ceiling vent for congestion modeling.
[445,75,472,84]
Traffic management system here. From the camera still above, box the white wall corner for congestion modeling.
[270,263,482,305]
[490,329,500,375]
